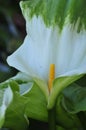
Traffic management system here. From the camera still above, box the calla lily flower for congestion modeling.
[7,1,86,109]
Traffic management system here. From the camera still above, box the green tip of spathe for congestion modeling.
[19,0,86,32]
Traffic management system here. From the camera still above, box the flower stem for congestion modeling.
[48,64,56,130]
[48,106,56,130]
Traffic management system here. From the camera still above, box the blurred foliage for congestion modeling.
[0,0,26,82]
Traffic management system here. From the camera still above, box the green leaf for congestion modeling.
[33,77,49,101]
[0,72,84,129]
[3,92,29,130]
[24,82,48,122]
[55,95,82,129]
[62,83,86,113]
[0,75,30,130]
[0,87,13,128]
[47,75,83,109]
[20,0,86,31]
[18,80,82,129]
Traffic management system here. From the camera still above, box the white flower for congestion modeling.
[7,13,86,109]
[7,16,86,81]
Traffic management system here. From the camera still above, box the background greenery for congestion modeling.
[0,0,26,82]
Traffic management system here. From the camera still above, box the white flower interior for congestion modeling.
[7,16,86,82]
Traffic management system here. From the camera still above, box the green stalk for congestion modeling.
[48,106,56,130]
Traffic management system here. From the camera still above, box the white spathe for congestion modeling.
[7,16,86,82]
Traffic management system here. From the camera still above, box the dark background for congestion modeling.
[0,0,26,82]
